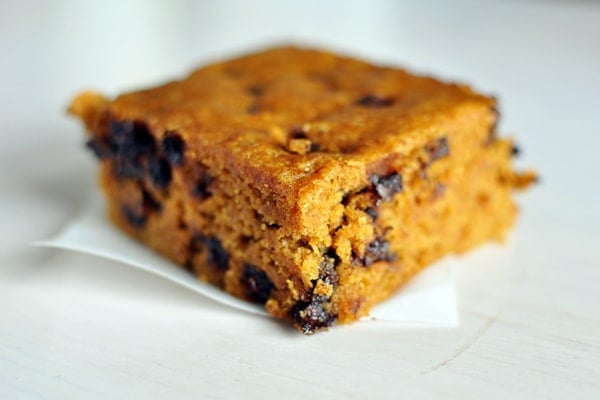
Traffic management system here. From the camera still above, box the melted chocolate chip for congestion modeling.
[161,133,185,166]
[194,235,229,271]
[242,264,274,304]
[356,95,394,107]
[426,137,449,163]
[370,173,403,202]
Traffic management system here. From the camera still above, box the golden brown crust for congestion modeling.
[70,46,534,333]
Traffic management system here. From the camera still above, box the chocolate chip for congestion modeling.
[85,136,115,159]
[320,248,340,287]
[511,144,520,157]
[109,120,156,158]
[247,86,263,96]
[365,207,378,220]
[363,237,396,267]
[192,174,212,199]
[112,157,145,179]
[426,137,449,163]
[188,163,213,200]
[292,300,336,335]
[122,206,147,228]
[121,188,160,229]
[194,235,229,271]
[141,188,161,212]
[148,157,172,188]
[370,173,403,202]
[107,119,158,179]
[356,95,394,107]
[291,249,339,333]
[289,128,307,139]
[161,133,185,166]
[242,264,274,304]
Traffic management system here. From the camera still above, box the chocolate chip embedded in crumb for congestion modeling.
[110,120,156,158]
[319,249,340,287]
[192,174,213,200]
[247,86,264,96]
[148,157,172,188]
[352,237,396,267]
[363,237,396,266]
[426,137,449,163]
[370,173,403,201]
[364,207,378,220]
[290,127,309,139]
[112,157,146,179]
[242,264,274,304]
[161,132,186,166]
[511,144,521,157]
[121,188,161,229]
[194,235,229,271]
[290,248,339,334]
[190,163,213,200]
[141,188,161,212]
[107,119,158,179]
[122,206,147,228]
[292,300,336,335]
[356,95,394,107]
[86,136,115,159]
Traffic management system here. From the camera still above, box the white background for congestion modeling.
[1,0,599,399]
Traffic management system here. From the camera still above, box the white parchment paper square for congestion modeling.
[34,193,458,327]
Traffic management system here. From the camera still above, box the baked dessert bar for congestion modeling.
[69,47,535,334]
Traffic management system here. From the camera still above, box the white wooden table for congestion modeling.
[1,1,598,398]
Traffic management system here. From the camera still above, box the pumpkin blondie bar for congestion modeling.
[69,46,535,334]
